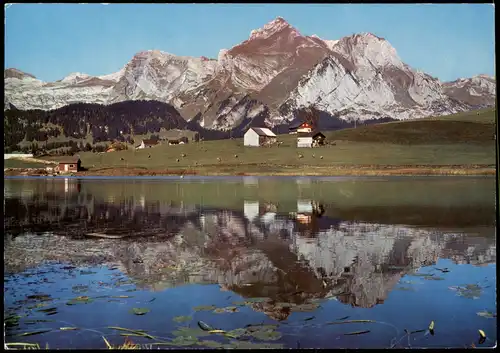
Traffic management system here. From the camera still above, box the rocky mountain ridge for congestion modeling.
[5,17,496,132]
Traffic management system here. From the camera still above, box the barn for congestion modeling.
[297,131,326,148]
[244,127,277,147]
[57,158,82,173]
[289,121,314,134]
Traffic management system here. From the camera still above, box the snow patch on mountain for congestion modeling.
[98,67,126,82]
[61,72,91,84]
[324,39,340,51]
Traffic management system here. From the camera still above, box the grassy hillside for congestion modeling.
[4,159,54,169]
[325,108,496,144]
[33,108,495,175]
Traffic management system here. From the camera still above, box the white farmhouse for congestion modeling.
[297,133,313,148]
[297,131,326,148]
[244,127,277,147]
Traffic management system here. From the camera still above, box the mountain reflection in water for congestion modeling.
[4,177,496,320]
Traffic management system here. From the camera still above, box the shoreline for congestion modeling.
[4,165,496,177]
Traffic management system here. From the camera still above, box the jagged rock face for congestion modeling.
[4,18,495,130]
[108,51,218,104]
[4,68,117,110]
[4,68,37,80]
[443,75,497,107]
[278,33,493,122]
[221,17,329,92]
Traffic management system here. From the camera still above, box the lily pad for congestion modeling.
[477,311,495,318]
[249,329,282,341]
[225,341,284,349]
[173,327,211,338]
[226,328,248,338]
[194,305,217,312]
[130,307,150,316]
[213,306,239,314]
[232,301,247,306]
[66,296,93,305]
[290,303,320,312]
[246,324,279,332]
[423,276,445,281]
[171,335,199,346]
[173,315,192,323]
[454,284,483,299]
[27,302,50,310]
[198,340,224,348]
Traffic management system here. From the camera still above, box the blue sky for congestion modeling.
[5,3,495,82]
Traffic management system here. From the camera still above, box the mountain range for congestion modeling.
[4,17,496,133]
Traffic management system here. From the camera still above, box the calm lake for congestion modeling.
[4,176,497,349]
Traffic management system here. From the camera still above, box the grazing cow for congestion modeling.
[298,154,304,159]
[234,154,238,158]
[320,156,324,159]
[176,159,180,162]
[120,157,125,161]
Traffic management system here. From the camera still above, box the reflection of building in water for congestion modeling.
[4,183,497,312]
[296,177,311,186]
[289,200,327,237]
[297,200,313,213]
[244,201,259,222]
[63,178,82,194]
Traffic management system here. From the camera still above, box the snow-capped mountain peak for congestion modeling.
[4,17,495,131]
[249,16,298,41]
